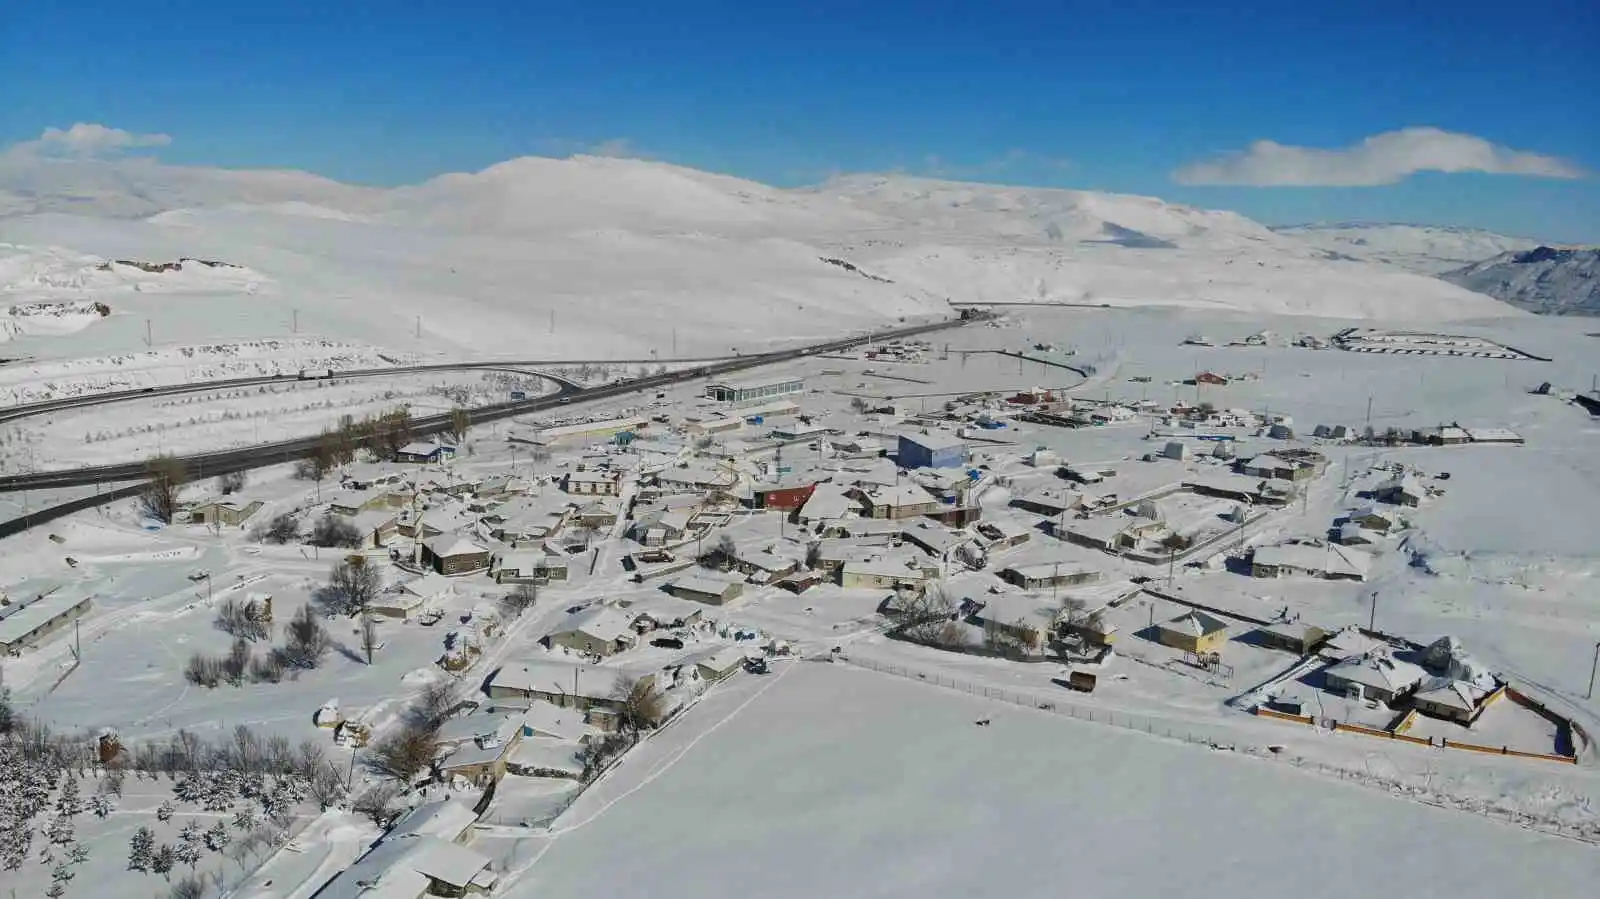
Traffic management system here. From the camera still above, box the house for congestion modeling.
[1416,425,1471,446]
[506,738,584,780]
[1057,516,1134,553]
[796,484,857,527]
[748,480,818,512]
[898,432,968,470]
[1347,504,1398,533]
[545,606,637,658]
[491,551,568,584]
[437,736,519,787]
[1010,485,1083,517]
[1336,523,1382,546]
[573,498,620,528]
[1239,451,1326,482]
[488,659,654,716]
[562,469,621,496]
[1195,371,1229,386]
[663,574,744,606]
[1323,651,1425,704]
[435,712,521,752]
[186,499,263,527]
[839,558,938,590]
[972,593,1057,652]
[312,831,496,899]
[0,593,93,654]
[855,483,943,520]
[1254,621,1328,655]
[704,376,805,404]
[521,700,594,743]
[370,574,451,619]
[351,510,400,548]
[622,595,706,632]
[386,798,479,844]
[998,563,1102,591]
[696,648,750,683]
[725,545,803,583]
[1250,544,1371,581]
[1413,677,1494,724]
[899,520,974,561]
[394,442,456,464]
[1376,473,1427,507]
[1155,611,1231,654]
[974,519,1031,551]
[421,534,491,575]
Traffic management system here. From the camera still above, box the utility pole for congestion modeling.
[1369,590,1379,633]
[145,319,152,347]
[415,316,422,338]
[549,310,556,335]
[1366,396,1373,429]
[292,309,299,334]
[1587,641,1600,700]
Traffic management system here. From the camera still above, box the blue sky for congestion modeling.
[3,0,1597,241]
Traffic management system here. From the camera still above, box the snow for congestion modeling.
[1271,223,1541,274]
[509,664,1598,899]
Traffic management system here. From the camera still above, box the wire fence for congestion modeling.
[838,654,1600,847]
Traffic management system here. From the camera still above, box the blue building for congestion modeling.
[898,432,968,470]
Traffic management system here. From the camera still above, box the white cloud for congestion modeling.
[1173,127,1587,187]
[5,122,171,159]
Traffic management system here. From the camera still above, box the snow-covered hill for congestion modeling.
[1272,223,1541,274]
[0,155,1520,362]
[1440,246,1600,315]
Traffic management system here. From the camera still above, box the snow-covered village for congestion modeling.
[3,17,1600,894]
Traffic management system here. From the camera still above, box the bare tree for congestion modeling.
[217,470,247,495]
[361,617,379,666]
[251,512,301,545]
[897,586,958,645]
[310,515,362,549]
[351,783,401,826]
[141,455,187,523]
[222,638,252,686]
[447,408,471,445]
[319,557,380,617]
[612,675,666,734]
[367,723,437,783]
[281,604,330,669]
[498,582,538,619]
[215,597,269,642]
[849,396,871,413]
[168,871,209,899]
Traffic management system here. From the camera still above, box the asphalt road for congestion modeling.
[0,315,980,494]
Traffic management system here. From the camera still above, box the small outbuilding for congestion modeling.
[1155,610,1230,655]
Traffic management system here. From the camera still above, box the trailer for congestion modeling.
[298,368,334,380]
[1052,671,1098,693]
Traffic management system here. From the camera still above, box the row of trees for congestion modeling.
[188,605,329,689]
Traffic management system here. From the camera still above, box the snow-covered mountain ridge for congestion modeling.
[1270,222,1542,274]
[1440,246,1600,316]
[0,154,1520,361]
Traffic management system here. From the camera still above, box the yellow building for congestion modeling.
[1155,610,1230,654]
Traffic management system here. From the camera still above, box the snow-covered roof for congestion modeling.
[1253,544,1372,578]
[549,606,635,644]
[401,573,455,599]
[424,533,488,558]
[1160,610,1230,638]
[1414,677,1489,713]
[509,738,583,776]
[862,482,938,509]
[798,484,856,521]
[399,441,451,456]
[667,572,740,597]
[521,701,593,742]
[385,799,479,844]
[0,592,91,646]
[490,658,621,700]
[436,712,518,747]
[316,834,491,899]
[1325,651,1426,694]
[1001,561,1100,582]
[697,647,753,673]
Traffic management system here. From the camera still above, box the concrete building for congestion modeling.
[1250,544,1371,581]
[1413,678,1494,724]
[394,442,456,464]
[1323,651,1425,704]
[186,499,263,527]
[487,659,655,717]
[421,534,491,575]
[1254,621,1328,655]
[562,469,621,496]
[0,593,92,654]
[696,648,751,683]
[855,483,943,519]
[545,607,637,658]
[705,376,805,404]
[748,480,818,511]
[1155,611,1230,655]
[897,432,968,470]
[839,558,937,590]
[998,563,1101,591]
[663,574,744,605]
[1376,473,1427,507]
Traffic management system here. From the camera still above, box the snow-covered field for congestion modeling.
[510,663,1597,899]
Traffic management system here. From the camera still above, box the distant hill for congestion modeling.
[1272,222,1541,274]
[1440,246,1600,316]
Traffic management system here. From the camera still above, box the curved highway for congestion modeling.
[0,315,981,493]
